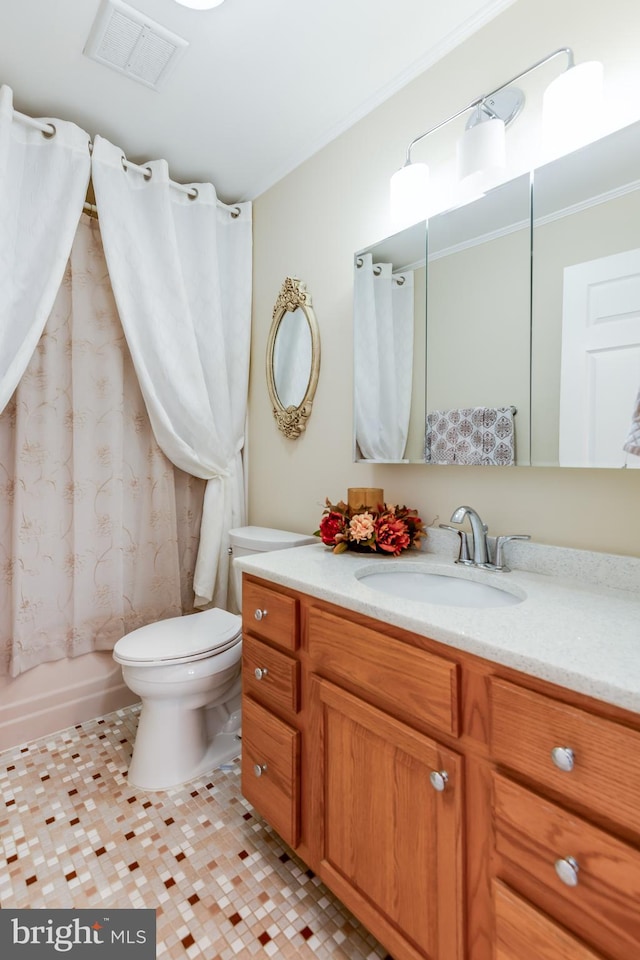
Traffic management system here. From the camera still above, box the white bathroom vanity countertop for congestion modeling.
[234,533,640,714]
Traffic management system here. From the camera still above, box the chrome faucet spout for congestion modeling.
[450,505,489,566]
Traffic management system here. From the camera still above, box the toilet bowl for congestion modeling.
[113,526,317,791]
[113,607,243,791]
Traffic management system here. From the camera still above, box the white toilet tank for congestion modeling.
[228,525,317,612]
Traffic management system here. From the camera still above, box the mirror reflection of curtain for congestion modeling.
[91,136,252,609]
[354,254,414,461]
[0,216,205,677]
[273,308,312,408]
[0,84,90,413]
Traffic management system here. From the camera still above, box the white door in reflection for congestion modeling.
[560,248,640,467]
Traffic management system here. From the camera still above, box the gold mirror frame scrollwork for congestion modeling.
[266,277,321,439]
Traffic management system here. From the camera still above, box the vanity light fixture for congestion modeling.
[173,0,225,9]
[390,47,603,228]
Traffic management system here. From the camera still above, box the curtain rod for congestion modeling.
[13,108,242,219]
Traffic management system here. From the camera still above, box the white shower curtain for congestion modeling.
[91,136,252,609]
[354,254,414,461]
[0,85,90,414]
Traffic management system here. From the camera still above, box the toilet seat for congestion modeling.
[113,608,242,666]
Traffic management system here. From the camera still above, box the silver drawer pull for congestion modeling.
[555,856,579,887]
[551,746,575,772]
[253,763,267,778]
[254,667,268,681]
[254,609,268,621]
[429,770,449,792]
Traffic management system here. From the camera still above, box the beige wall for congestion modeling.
[250,0,640,557]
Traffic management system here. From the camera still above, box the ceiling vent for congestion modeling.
[84,0,188,90]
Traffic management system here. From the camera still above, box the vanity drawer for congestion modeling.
[493,773,640,960]
[241,697,300,849]
[490,677,640,835]
[308,606,459,737]
[242,579,299,651]
[242,634,299,715]
[493,880,605,960]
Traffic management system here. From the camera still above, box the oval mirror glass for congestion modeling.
[267,277,321,439]
[273,306,312,408]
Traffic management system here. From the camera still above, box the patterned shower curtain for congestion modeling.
[0,215,205,677]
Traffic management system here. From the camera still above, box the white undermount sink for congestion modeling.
[357,567,524,609]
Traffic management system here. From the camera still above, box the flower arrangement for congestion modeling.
[315,497,427,556]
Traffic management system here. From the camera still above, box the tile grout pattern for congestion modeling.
[0,704,390,959]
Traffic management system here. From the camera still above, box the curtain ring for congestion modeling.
[143,166,152,181]
[188,187,199,201]
[231,206,241,219]
[42,123,56,140]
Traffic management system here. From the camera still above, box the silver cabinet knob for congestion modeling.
[555,856,579,886]
[254,667,268,681]
[551,746,575,772]
[429,770,449,792]
[254,609,268,621]
[253,763,267,778]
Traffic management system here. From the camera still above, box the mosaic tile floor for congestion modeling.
[0,704,391,959]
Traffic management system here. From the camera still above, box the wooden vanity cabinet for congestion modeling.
[240,578,302,850]
[306,605,465,960]
[239,574,640,960]
[493,881,605,960]
[489,678,640,960]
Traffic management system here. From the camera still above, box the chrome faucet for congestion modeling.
[449,505,489,566]
[492,534,531,571]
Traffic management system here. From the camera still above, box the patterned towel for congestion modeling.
[425,406,515,465]
[623,387,640,458]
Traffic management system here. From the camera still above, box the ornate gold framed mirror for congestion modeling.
[266,277,321,438]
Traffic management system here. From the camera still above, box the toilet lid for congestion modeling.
[113,608,242,665]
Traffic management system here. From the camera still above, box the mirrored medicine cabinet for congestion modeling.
[354,119,640,468]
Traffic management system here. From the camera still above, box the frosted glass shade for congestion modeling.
[457,117,506,193]
[390,162,430,229]
[173,0,225,9]
[542,61,604,155]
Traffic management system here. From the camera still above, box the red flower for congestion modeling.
[374,515,411,555]
[315,498,426,556]
[318,510,348,546]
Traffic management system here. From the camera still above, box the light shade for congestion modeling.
[457,116,506,193]
[542,61,604,156]
[173,0,225,9]
[390,162,430,229]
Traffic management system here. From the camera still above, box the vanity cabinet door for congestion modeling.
[316,677,464,960]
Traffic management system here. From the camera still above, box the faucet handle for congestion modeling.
[439,524,472,564]
[493,534,531,572]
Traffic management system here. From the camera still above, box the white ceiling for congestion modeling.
[0,0,515,202]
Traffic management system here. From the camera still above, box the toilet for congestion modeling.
[113,525,317,791]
